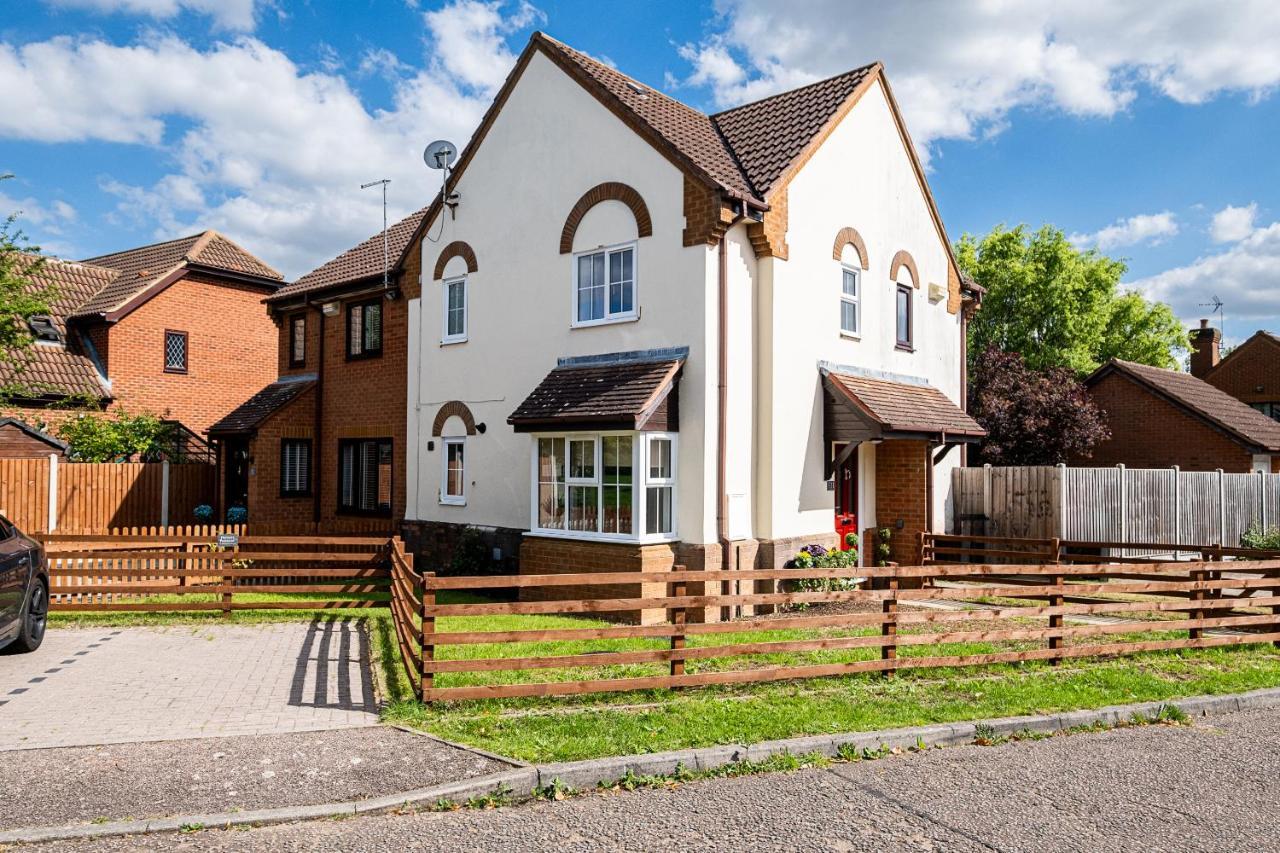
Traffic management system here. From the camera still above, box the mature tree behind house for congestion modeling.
[957,224,1187,375]
[968,346,1109,465]
[0,175,57,399]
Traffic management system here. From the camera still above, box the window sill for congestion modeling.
[839,331,861,341]
[895,343,915,353]
[345,351,384,362]
[571,314,639,330]
[528,528,679,545]
[439,497,467,507]
[440,337,468,347]
[163,367,188,374]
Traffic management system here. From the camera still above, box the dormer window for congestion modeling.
[574,242,636,326]
[28,315,62,344]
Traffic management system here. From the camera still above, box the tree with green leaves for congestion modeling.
[56,409,182,462]
[956,224,1187,375]
[0,174,58,399]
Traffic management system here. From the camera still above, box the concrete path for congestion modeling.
[0,619,377,750]
[39,704,1280,851]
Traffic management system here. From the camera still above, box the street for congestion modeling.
[36,705,1280,852]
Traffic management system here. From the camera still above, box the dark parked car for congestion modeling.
[0,514,47,653]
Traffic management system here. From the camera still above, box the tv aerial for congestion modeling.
[1199,295,1225,339]
[423,139,460,224]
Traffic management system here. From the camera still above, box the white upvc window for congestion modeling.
[840,265,860,337]
[531,431,677,542]
[442,276,467,344]
[573,242,637,326]
[440,436,466,505]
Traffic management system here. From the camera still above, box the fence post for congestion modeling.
[1172,466,1180,558]
[1218,468,1226,547]
[421,569,435,704]
[670,566,687,680]
[1048,537,1063,666]
[222,538,236,618]
[1260,468,1267,532]
[47,453,58,532]
[1190,548,1214,641]
[160,460,170,528]
[1056,463,1067,540]
[982,464,992,529]
[881,575,898,677]
[1116,464,1126,547]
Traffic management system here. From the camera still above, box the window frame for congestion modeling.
[336,437,393,517]
[163,329,188,374]
[345,298,384,360]
[894,283,913,351]
[279,438,312,498]
[839,264,861,339]
[570,240,639,328]
[289,314,306,367]
[440,436,467,505]
[441,275,468,345]
[529,430,677,543]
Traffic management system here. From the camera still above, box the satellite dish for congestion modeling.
[424,140,457,171]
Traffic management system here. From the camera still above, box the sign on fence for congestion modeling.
[216,533,239,548]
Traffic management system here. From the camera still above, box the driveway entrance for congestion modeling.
[0,619,378,751]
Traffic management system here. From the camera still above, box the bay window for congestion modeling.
[533,432,675,541]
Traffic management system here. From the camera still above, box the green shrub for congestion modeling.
[1241,521,1280,550]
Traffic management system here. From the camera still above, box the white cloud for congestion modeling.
[0,1,538,277]
[44,0,261,31]
[678,0,1280,165]
[1210,202,1258,243]
[1070,211,1179,250]
[0,190,78,233]
[1129,222,1280,336]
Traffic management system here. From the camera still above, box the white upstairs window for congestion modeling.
[442,276,467,344]
[840,265,860,337]
[574,243,636,326]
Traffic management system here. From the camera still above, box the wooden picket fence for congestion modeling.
[386,556,1280,704]
[44,532,394,615]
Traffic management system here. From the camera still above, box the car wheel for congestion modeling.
[6,580,47,654]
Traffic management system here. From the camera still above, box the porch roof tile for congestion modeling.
[824,368,985,440]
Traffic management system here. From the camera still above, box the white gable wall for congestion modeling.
[757,77,964,543]
[406,50,718,542]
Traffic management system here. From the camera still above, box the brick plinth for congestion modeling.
[519,535,677,625]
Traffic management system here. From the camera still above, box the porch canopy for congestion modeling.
[821,365,985,476]
[208,376,315,438]
[508,347,685,433]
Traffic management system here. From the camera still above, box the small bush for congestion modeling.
[193,504,213,522]
[226,505,248,524]
[1241,521,1280,550]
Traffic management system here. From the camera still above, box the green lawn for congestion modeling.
[52,592,1280,765]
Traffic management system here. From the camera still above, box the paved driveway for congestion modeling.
[0,619,378,750]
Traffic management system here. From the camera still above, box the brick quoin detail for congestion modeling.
[746,186,789,259]
[432,240,478,281]
[560,182,653,254]
[832,226,869,269]
[431,401,477,436]
[682,177,734,247]
[890,249,919,289]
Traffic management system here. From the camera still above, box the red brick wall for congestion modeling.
[102,274,277,435]
[242,385,316,526]
[1082,372,1253,472]
[875,439,929,565]
[519,535,676,624]
[1204,335,1280,406]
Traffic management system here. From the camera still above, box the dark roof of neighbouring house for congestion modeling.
[73,230,282,318]
[0,417,68,451]
[268,207,428,304]
[824,367,986,439]
[207,377,316,436]
[508,348,686,429]
[1090,358,1280,452]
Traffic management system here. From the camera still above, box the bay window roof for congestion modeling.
[508,347,686,432]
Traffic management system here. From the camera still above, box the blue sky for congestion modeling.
[3,0,1280,340]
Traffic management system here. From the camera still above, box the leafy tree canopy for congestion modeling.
[0,174,58,399]
[956,224,1187,375]
[969,346,1110,466]
[56,409,182,463]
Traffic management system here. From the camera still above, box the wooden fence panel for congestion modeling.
[167,464,217,525]
[0,457,50,532]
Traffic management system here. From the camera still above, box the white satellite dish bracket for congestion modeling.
[424,140,461,220]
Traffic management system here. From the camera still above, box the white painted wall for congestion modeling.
[757,77,965,543]
[406,51,717,542]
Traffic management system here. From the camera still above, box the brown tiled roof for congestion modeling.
[509,350,684,429]
[1097,359,1280,451]
[536,34,758,202]
[207,377,315,436]
[269,207,428,303]
[0,255,112,400]
[825,369,985,438]
[711,64,877,197]
[74,230,282,318]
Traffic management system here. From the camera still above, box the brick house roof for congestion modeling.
[74,230,282,318]
[1091,359,1280,452]
[824,368,985,439]
[269,207,428,304]
[207,377,315,436]
[509,349,685,430]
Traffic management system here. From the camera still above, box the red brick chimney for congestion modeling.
[1190,318,1221,378]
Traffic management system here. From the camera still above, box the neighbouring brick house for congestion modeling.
[1190,320,1280,421]
[1080,357,1280,473]
[208,210,425,525]
[0,232,283,453]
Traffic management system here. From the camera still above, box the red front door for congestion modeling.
[834,446,858,550]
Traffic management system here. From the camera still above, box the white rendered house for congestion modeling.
[401,32,983,587]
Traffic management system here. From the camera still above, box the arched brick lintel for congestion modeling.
[433,241,478,281]
[890,249,920,289]
[559,182,653,254]
[432,400,477,436]
[832,226,869,270]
